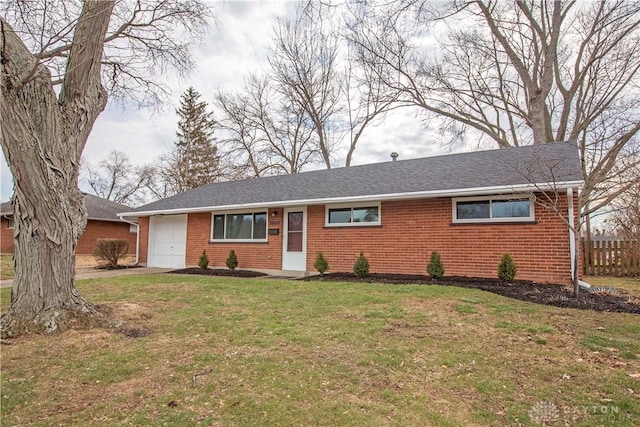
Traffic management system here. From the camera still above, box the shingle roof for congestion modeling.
[83,194,133,222]
[126,142,583,216]
[0,201,11,215]
[1,193,131,222]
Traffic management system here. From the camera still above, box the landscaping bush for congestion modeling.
[93,239,128,267]
[427,251,445,280]
[226,249,238,271]
[198,250,209,269]
[498,253,517,282]
[313,252,329,275]
[353,251,370,277]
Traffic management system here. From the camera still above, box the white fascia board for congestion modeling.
[87,217,130,223]
[119,180,584,217]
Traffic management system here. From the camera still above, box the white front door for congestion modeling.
[282,207,307,271]
[148,214,187,268]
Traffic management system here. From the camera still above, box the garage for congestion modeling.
[148,214,187,268]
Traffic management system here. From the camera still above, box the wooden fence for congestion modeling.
[582,239,640,276]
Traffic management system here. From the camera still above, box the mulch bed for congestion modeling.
[300,273,640,314]
[169,267,268,278]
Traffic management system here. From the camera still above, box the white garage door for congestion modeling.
[148,214,187,268]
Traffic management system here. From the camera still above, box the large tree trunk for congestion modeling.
[0,1,115,337]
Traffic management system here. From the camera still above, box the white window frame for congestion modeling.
[325,202,381,227]
[210,209,268,242]
[452,194,535,224]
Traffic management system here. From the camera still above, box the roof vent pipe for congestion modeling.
[390,152,399,162]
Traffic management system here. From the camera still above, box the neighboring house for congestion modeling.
[121,142,584,284]
[1,194,137,255]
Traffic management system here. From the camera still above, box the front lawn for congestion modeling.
[0,254,13,280]
[0,254,137,280]
[1,275,638,426]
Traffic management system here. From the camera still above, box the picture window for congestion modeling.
[211,212,267,241]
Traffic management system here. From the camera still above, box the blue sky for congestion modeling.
[0,0,471,203]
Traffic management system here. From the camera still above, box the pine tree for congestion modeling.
[498,253,517,282]
[172,87,220,192]
[226,250,238,271]
[427,251,445,280]
[198,250,209,269]
[353,251,370,277]
[313,252,329,275]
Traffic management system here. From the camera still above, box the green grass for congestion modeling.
[0,253,13,280]
[580,335,639,360]
[1,274,639,426]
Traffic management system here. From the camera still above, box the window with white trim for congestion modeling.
[211,211,267,241]
[325,203,380,226]
[452,195,534,223]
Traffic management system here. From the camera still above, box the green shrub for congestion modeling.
[198,250,209,269]
[427,251,445,280]
[353,251,370,277]
[226,250,238,271]
[314,252,329,275]
[93,239,128,267]
[498,253,517,282]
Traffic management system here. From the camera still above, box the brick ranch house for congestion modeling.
[121,142,584,284]
[1,193,137,255]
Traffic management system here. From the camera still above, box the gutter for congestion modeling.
[119,180,585,217]
[567,188,576,282]
[119,217,140,265]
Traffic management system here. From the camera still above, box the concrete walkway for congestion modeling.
[0,267,173,289]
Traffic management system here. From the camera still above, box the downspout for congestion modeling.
[567,188,576,284]
[119,216,140,265]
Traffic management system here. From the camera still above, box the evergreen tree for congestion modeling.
[427,251,445,280]
[226,250,238,271]
[198,250,209,269]
[497,253,517,282]
[313,252,329,275]
[171,87,220,192]
[353,251,370,277]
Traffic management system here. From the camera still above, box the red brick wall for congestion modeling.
[2,217,137,256]
[137,191,579,284]
[138,216,149,264]
[185,209,284,269]
[1,217,14,253]
[77,220,136,255]
[307,193,578,284]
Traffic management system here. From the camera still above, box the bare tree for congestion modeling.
[216,74,320,177]
[82,150,156,206]
[216,88,271,178]
[497,145,584,295]
[269,7,341,169]
[216,3,399,173]
[349,0,640,216]
[0,0,211,337]
[267,3,398,168]
[604,170,640,241]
